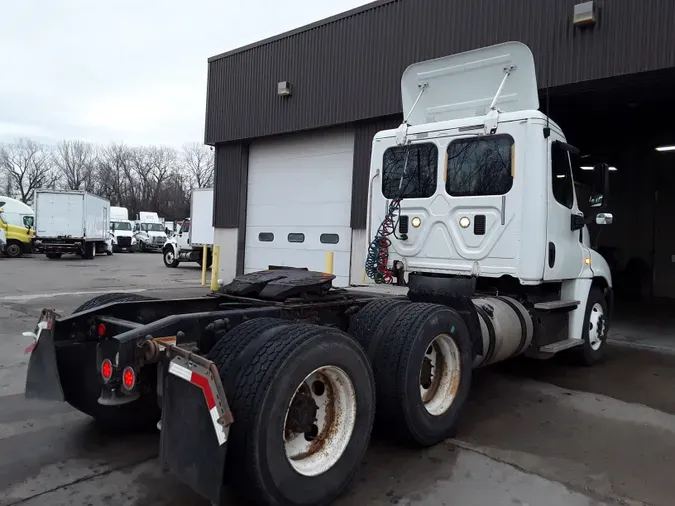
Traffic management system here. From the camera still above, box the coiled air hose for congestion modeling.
[365,198,401,284]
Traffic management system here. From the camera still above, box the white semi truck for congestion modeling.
[163,188,214,268]
[24,43,613,506]
[134,211,168,252]
[110,206,136,253]
[32,190,113,259]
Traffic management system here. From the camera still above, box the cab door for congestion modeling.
[544,138,587,280]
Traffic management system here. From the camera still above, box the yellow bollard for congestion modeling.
[210,245,220,292]
[325,251,334,275]
[201,244,208,287]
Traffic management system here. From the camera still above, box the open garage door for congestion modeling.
[244,128,354,287]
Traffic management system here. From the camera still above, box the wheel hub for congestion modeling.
[285,385,318,436]
[419,334,461,416]
[283,366,356,477]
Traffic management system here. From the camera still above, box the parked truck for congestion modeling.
[110,206,136,252]
[32,190,112,259]
[134,211,168,252]
[0,196,34,257]
[23,43,613,506]
[163,188,214,268]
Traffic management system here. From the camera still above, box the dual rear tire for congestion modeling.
[207,320,375,506]
[349,299,473,446]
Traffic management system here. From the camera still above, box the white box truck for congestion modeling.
[33,190,112,259]
[163,187,214,268]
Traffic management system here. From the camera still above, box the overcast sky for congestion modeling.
[1,0,370,147]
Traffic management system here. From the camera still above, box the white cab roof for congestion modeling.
[401,41,539,125]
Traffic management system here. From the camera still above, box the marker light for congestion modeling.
[585,257,592,265]
[411,217,422,228]
[122,367,136,390]
[101,359,113,382]
[97,323,106,337]
[459,217,471,229]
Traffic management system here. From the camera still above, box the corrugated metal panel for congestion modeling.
[213,142,248,228]
[205,0,675,144]
[350,115,402,229]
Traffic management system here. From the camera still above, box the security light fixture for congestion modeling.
[655,145,675,152]
[277,81,292,97]
[574,2,596,26]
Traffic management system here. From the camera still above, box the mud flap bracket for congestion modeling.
[159,350,232,505]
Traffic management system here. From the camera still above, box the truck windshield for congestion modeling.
[382,143,438,199]
[141,223,164,232]
[446,134,514,197]
[112,221,132,231]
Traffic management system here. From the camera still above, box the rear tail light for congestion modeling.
[97,323,106,336]
[122,367,136,390]
[101,359,113,382]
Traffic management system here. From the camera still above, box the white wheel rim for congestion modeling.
[588,303,605,351]
[283,366,356,477]
[166,251,174,263]
[419,334,461,416]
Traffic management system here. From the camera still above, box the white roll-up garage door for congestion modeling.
[244,128,354,287]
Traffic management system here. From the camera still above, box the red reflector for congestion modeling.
[122,367,136,390]
[101,359,113,381]
[97,323,106,337]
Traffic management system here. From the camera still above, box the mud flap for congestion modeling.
[160,355,231,505]
[24,310,65,402]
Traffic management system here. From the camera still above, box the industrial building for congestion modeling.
[205,0,675,302]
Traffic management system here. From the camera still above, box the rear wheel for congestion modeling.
[370,303,472,446]
[222,324,375,506]
[65,293,160,430]
[349,297,410,358]
[6,241,23,258]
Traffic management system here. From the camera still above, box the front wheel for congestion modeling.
[163,247,179,268]
[572,287,609,366]
[223,324,375,506]
[6,241,23,258]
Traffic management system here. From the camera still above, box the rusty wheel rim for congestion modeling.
[283,366,356,477]
[419,334,461,416]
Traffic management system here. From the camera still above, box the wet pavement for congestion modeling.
[1,255,674,505]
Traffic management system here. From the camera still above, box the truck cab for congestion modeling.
[0,196,34,257]
[0,212,7,256]
[134,212,167,252]
[110,206,136,252]
[367,42,613,362]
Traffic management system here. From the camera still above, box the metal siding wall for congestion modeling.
[205,0,675,144]
[213,142,248,228]
[350,115,402,229]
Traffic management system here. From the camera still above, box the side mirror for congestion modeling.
[595,213,613,225]
[590,163,610,209]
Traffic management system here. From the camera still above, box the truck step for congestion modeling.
[539,338,584,353]
[533,300,580,311]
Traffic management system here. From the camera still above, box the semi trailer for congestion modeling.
[23,42,613,506]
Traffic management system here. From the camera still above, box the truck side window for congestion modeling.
[446,134,514,197]
[181,221,190,233]
[382,143,438,199]
[551,142,574,209]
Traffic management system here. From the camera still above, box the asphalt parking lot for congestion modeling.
[1,253,675,505]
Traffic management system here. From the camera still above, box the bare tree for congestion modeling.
[53,140,98,191]
[182,142,214,188]
[0,138,58,204]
